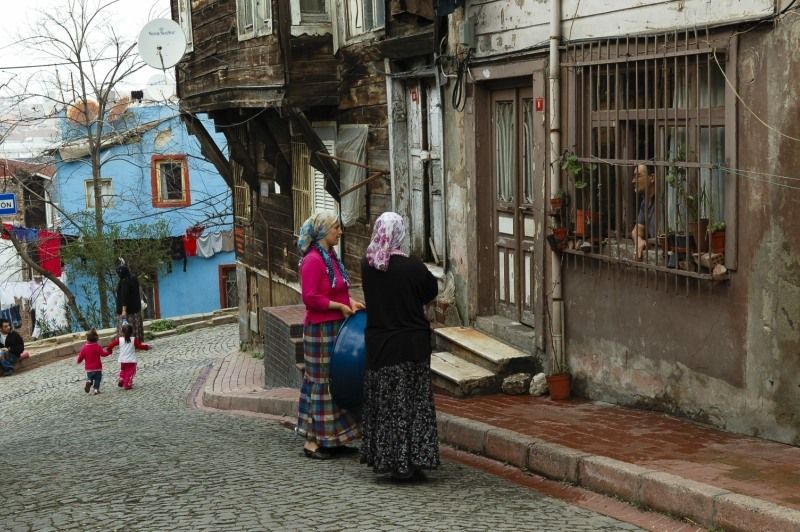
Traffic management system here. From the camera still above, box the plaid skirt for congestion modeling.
[296,320,361,448]
[118,313,144,343]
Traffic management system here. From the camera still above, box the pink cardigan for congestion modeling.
[300,248,351,325]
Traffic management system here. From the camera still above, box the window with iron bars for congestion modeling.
[560,31,736,282]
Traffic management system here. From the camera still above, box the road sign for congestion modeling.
[0,193,17,216]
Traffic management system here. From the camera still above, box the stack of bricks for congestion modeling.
[263,305,305,389]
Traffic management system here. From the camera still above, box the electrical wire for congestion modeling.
[451,48,471,112]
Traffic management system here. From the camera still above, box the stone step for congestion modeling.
[434,326,536,374]
[430,351,497,397]
[474,315,537,355]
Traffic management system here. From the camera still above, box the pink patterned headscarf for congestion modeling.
[366,212,408,271]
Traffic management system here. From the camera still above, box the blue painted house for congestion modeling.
[55,99,236,323]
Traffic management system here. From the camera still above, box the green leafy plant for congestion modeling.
[148,319,176,332]
[561,150,596,190]
[709,220,726,232]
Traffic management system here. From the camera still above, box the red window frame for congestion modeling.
[151,154,191,208]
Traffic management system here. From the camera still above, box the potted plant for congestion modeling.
[550,190,567,212]
[709,220,726,254]
[546,224,568,252]
[544,302,571,400]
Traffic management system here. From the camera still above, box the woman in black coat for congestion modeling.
[360,212,439,480]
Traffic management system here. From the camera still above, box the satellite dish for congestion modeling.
[138,18,187,70]
[144,73,177,101]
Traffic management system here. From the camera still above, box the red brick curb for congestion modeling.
[201,385,800,532]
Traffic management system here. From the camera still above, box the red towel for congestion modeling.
[38,230,62,277]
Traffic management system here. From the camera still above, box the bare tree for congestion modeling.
[5,0,145,328]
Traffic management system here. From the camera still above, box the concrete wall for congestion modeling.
[563,17,800,446]
[468,0,774,59]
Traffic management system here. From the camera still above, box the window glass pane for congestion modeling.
[522,99,534,204]
[495,101,514,202]
[372,0,385,29]
[300,0,326,13]
[160,162,184,200]
[700,126,725,222]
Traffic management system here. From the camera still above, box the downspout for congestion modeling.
[434,52,448,271]
[549,0,565,371]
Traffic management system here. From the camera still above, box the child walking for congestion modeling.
[76,329,110,395]
[105,323,150,390]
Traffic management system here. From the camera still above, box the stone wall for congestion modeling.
[263,305,304,389]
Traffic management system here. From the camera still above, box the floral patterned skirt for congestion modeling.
[296,320,361,448]
[360,360,440,475]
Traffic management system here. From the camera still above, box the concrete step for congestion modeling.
[474,315,537,355]
[430,351,497,397]
[434,326,537,374]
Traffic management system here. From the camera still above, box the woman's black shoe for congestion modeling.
[304,447,333,460]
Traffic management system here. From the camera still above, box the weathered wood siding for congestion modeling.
[173,0,286,111]
[286,36,339,107]
[336,41,391,282]
[469,0,775,59]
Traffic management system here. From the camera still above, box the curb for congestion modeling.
[203,387,800,532]
[13,310,237,374]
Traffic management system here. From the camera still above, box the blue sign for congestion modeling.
[0,193,16,215]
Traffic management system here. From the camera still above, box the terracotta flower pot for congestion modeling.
[710,229,725,254]
[550,197,563,211]
[546,373,571,400]
[552,227,568,242]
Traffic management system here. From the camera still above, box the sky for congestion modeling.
[0,0,172,102]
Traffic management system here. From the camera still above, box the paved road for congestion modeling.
[0,325,641,531]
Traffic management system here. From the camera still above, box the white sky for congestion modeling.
[0,0,172,99]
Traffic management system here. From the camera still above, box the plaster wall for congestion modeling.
[443,10,474,325]
[564,18,800,445]
[157,253,236,317]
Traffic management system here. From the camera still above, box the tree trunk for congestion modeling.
[90,151,112,327]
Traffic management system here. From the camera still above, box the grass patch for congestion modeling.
[149,319,176,332]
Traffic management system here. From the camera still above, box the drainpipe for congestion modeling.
[549,0,565,370]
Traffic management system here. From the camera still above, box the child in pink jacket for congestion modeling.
[105,323,150,390]
[76,329,110,395]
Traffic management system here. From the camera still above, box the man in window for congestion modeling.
[631,164,656,260]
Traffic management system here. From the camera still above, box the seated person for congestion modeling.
[0,318,25,376]
[630,164,657,260]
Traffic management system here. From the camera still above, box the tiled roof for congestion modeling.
[0,158,55,178]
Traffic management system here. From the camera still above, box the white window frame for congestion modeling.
[344,0,384,41]
[177,0,193,52]
[84,178,113,209]
[290,0,332,36]
[237,0,273,42]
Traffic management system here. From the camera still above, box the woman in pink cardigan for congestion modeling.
[295,211,364,460]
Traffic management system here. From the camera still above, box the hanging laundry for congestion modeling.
[196,233,214,258]
[196,231,224,258]
[183,234,197,257]
[38,230,62,277]
[1,224,39,242]
[169,236,188,272]
[221,229,235,252]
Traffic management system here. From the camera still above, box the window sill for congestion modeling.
[342,28,385,47]
[291,23,331,37]
[561,248,730,282]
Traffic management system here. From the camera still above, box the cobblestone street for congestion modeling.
[0,325,642,531]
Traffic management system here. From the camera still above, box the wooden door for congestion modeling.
[491,87,536,325]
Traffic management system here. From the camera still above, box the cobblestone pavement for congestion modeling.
[0,325,642,531]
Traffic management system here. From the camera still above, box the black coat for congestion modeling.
[1,330,24,358]
[116,275,142,314]
[361,255,438,371]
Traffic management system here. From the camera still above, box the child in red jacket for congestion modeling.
[76,329,110,395]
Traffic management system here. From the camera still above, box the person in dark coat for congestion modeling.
[115,262,144,342]
[360,212,440,480]
[0,318,25,376]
